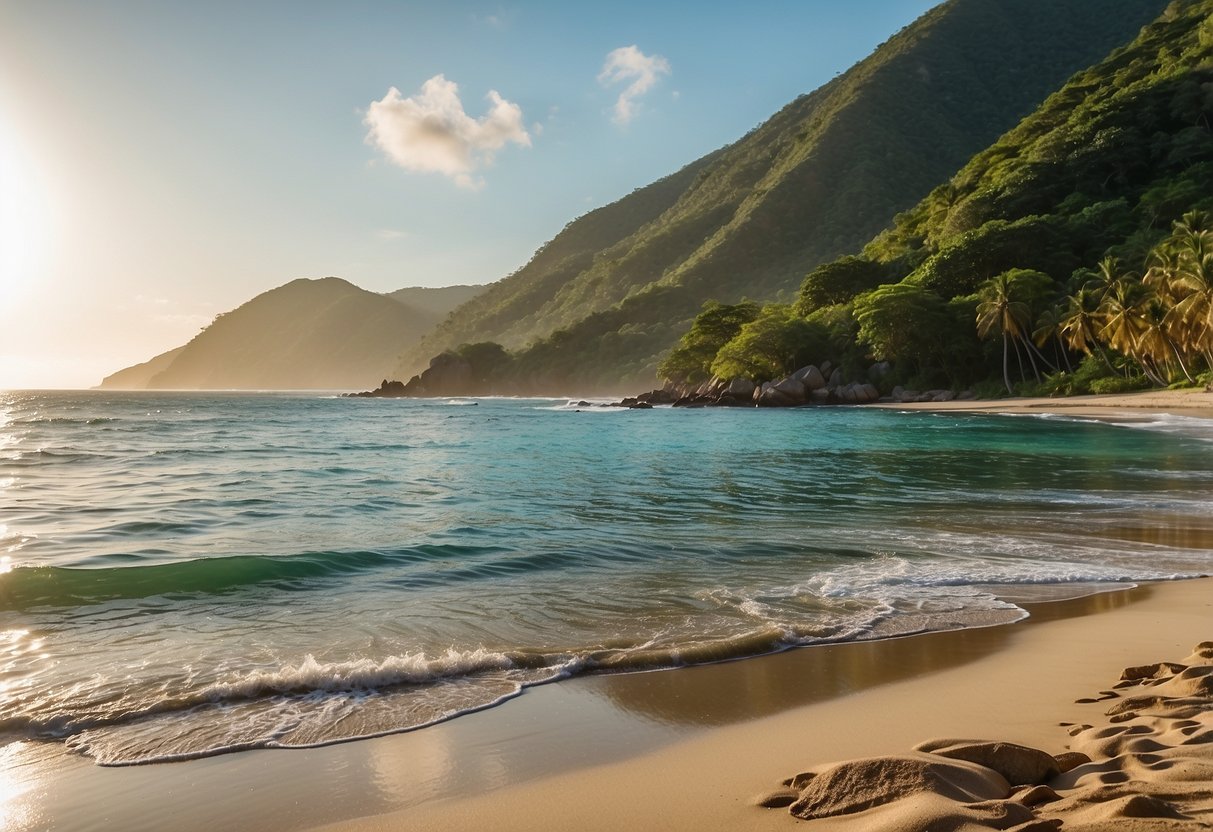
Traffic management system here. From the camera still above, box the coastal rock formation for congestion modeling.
[347,352,477,398]
[761,641,1213,830]
[623,361,955,409]
[347,379,407,398]
[614,360,982,409]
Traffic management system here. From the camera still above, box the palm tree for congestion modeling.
[1099,280,1150,380]
[1084,256,1130,300]
[1033,304,1073,372]
[1168,212,1213,367]
[977,273,1033,394]
[1059,288,1116,373]
[1137,296,1194,384]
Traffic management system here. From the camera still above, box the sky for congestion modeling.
[0,0,939,389]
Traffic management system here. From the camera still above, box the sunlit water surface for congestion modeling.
[1,391,1211,765]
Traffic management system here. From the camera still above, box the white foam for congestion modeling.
[197,647,518,700]
[1027,411,1213,442]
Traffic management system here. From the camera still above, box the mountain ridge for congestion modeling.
[99,278,484,390]
[394,0,1169,391]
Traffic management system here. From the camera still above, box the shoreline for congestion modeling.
[317,577,1213,832]
[10,578,1211,831]
[6,392,1212,830]
[869,387,1213,419]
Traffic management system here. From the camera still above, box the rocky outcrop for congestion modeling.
[889,387,976,404]
[602,362,978,410]
[612,389,678,408]
[347,351,477,398]
[346,379,408,398]
[650,362,915,409]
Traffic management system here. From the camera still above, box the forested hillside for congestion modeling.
[397,0,1169,392]
[662,0,1213,399]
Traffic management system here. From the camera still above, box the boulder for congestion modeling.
[725,377,756,398]
[757,387,797,407]
[810,388,831,404]
[860,383,880,403]
[773,376,808,403]
[933,390,957,402]
[819,360,833,378]
[637,389,677,405]
[827,368,843,390]
[793,365,825,390]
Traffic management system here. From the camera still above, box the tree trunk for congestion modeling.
[1002,334,1012,395]
[1056,335,1074,373]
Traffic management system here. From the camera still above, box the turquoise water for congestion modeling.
[1,391,1211,765]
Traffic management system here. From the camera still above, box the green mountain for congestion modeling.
[670,0,1213,398]
[386,284,485,321]
[99,278,483,390]
[395,0,1169,392]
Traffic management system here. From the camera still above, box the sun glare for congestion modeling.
[0,117,54,305]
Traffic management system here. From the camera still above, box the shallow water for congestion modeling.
[1,391,1211,765]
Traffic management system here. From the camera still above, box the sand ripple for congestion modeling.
[761,641,1213,830]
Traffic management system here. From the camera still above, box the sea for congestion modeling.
[2,390,1212,767]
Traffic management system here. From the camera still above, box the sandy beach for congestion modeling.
[872,387,1213,419]
[7,390,1212,832]
[310,579,1213,832]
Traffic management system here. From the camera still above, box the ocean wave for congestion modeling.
[1028,411,1213,442]
[9,416,118,426]
[199,648,528,699]
[4,647,577,764]
[0,544,510,609]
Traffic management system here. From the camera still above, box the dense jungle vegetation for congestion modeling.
[657,0,1213,397]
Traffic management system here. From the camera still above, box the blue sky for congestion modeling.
[0,0,939,387]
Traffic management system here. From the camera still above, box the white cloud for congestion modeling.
[473,8,516,29]
[364,75,531,189]
[598,45,671,125]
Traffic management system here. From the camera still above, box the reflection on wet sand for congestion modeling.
[588,585,1140,727]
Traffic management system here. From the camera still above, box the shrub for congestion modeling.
[1089,375,1150,394]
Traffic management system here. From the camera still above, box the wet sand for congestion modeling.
[6,580,1211,831]
[870,387,1213,419]
[302,579,1211,831]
